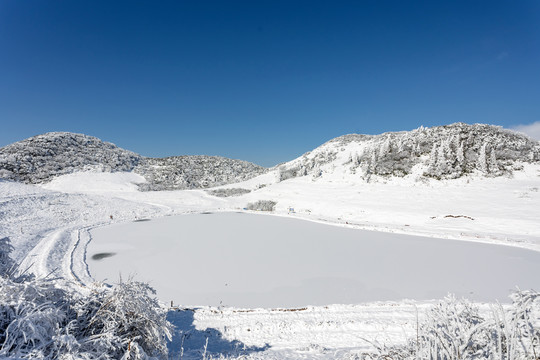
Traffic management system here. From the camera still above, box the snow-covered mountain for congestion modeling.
[2,123,539,190]
[276,123,540,182]
[0,132,266,190]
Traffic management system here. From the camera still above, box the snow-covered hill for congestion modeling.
[0,132,142,183]
[276,123,540,182]
[2,124,538,191]
[0,132,267,190]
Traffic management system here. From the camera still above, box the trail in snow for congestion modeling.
[0,179,168,282]
[167,302,431,359]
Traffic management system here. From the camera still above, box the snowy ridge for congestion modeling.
[276,123,540,182]
[0,132,267,190]
[2,124,538,190]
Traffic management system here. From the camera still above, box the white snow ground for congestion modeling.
[2,164,540,358]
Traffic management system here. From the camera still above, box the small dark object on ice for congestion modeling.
[444,214,475,220]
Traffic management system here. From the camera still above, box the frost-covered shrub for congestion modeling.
[0,277,73,358]
[207,188,252,197]
[415,295,493,358]
[278,166,302,182]
[246,200,276,211]
[0,237,173,359]
[504,290,540,357]
[73,281,173,359]
[277,151,336,182]
[365,290,540,360]
[0,278,172,359]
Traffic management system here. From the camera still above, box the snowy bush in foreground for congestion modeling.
[365,291,540,360]
[0,238,172,359]
[246,200,276,211]
[0,278,173,359]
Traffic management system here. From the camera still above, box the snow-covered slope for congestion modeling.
[0,132,267,190]
[276,123,540,182]
[2,166,540,359]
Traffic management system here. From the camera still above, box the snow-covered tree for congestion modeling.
[488,148,500,175]
[427,143,440,176]
[456,140,465,164]
[0,237,15,278]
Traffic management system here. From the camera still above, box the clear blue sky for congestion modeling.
[1,1,539,166]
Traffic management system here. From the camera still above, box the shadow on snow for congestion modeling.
[167,309,269,359]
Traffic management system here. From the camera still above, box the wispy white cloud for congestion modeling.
[510,121,540,141]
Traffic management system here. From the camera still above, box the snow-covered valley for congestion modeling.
[2,164,540,358]
[1,124,540,359]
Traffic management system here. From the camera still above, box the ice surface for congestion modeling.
[88,212,540,308]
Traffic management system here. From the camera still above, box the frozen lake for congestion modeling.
[88,212,540,308]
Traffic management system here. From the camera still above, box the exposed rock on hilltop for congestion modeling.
[277,123,540,182]
[0,132,266,190]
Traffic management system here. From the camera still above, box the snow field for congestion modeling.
[165,302,432,358]
[2,162,540,359]
[189,302,431,352]
[224,164,540,248]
